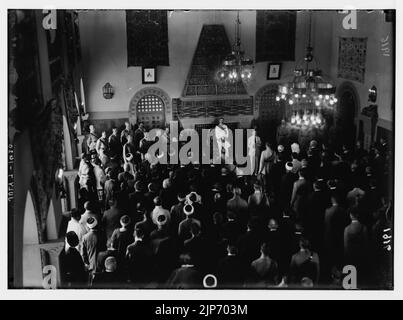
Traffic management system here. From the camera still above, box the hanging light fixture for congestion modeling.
[277,11,337,129]
[216,11,254,84]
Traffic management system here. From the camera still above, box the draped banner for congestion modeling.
[126,10,169,67]
[338,37,367,83]
[255,10,296,62]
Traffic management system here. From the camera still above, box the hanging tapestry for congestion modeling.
[337,37,367,83]
[126,10,169,67]
[255,10,296,62]
[182,24,247,96]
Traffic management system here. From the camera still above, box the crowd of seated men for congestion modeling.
[60,122,393,289]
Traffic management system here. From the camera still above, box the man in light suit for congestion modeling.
[247,128,262,175]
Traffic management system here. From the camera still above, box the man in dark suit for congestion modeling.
[222,211,243,243]
[126,226,154,287]
[109,215,134,262]
[279,162,298,211]
[226,187,248,231]
[166,254,203,289]
[133,122,146,150]
[183,223,208,272]
[160,178,176,210]
[104,171,119,209]
[323,192,349,278]
[60,231,87,288]
[290,167,312,222]
[170,192,187,235]
[237,218,263,267]
[344,207,370,286]
[144,182,158,213]
[118,163,134,183]
[91,256,124,288]
[108,127,121,160]
[102,199,122,241]
[305,180,330,253]
[128,181,146,220]
[217,244,246,288]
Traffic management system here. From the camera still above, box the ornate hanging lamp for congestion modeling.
[216,11,254,84]
[277,11,337,129]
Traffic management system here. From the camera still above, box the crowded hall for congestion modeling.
[9,9,394,289]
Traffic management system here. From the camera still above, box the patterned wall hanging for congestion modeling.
[183,24,247,97]
[126,10,169,67]
[337,37,367,83]
[255,10,297,62]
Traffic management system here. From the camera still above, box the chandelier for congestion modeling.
[216,11,254,83]
[277,11,337,128]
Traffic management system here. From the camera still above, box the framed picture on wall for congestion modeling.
[267,63,282,80]
[142,66,157,84]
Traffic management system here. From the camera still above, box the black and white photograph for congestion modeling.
[267,63,282,80]
[5,1,398,297]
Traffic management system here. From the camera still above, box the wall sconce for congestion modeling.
[368,85,377,103]
[102,82,114,99]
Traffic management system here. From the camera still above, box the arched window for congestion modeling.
[129,87,171,129]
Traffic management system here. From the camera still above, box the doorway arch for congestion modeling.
[128,87,171,129]
[255,83,285,144]
[334,81,360,149]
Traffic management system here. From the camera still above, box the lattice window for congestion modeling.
[136,95,164,113]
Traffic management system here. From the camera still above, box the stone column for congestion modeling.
[64,170,78,210]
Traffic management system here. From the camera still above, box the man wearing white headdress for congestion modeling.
[214,118,231,162]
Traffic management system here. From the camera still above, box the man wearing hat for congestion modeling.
[81,217,107,277]
[79,201,101,233]
[178,203,201,242]
[150,211,170,240]
[151,196,171,228]
[110,215,134,262]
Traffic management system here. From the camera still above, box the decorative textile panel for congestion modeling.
[255,10,296,62]
[177,98,253,118]
[338,37,367,83]
[126,10,169,67]
[183,25,247,96]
